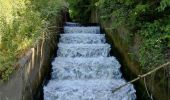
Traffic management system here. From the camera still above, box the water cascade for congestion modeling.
[43,22,136,100]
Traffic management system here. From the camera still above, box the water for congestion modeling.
[43,22,136,100]
[65,22,81,26]
[64,26,100,34]
[60,34,106,44]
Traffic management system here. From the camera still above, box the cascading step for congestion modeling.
[51,57,122,80]
[44,79,136,100]
[60,34,106,44]
[65,22,81,26]
[64,26,100,34]
[57,43,111,57]
[43,22,136,100]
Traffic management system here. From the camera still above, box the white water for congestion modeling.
[44,22,136,100]
[64,26,100,34]
[65,22,81,26]
[60,34,106,44]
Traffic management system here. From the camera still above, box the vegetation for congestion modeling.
[69,0,170,72]
[68,0,92,23]
[68,1,170,99]
[96,0,170,72]
[0,0,66,81]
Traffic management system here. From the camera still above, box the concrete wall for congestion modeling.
[90,8,170,100]
[0,11,67,100]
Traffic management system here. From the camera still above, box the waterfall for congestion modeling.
[43,22,136,100]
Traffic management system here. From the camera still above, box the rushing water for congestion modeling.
[43,22,136,100]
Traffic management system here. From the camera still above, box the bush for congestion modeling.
[0,0,66,81]
[68,0,92,23]
[95,0,170,71]
[68,0,170,72]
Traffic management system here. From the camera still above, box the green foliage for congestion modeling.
[68,0,170,71]
[31,0,67,21]
[62,0,170,72]
[0,0,66,81]
[138,21,165,70]
[158,0,170,11]
[68,0,92,23]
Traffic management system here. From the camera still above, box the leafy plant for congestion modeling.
[68,0,92,23]
[69,0,170,72]
[0,0,66,81]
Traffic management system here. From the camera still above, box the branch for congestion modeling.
[112,62,170,93]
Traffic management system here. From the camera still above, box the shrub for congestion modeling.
[0,0,66,81]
